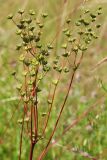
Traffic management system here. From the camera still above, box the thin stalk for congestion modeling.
[19,107,25,160]
[33,85,38,138]
[33,68,39,138]
[42,75,60,136]
[29,68,39,159]
[38,52,82,159]
[30,103,33,142]
[37,69,76,160]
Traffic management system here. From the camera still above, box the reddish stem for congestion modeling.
[37,70,76,160]
[29,142,35,160]
[19,107,25,160]
[37,52,84,160]
[42,76,60,136]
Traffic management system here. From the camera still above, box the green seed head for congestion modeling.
[41,113,47,117]
[53,59,58,64]
[34,36,40,42]
[62,52,70,57]
[47,99,52,104]
[72,46,78,52]
[63,28,69,33]
[30,70,36,77]
[75,21,81,26]
[42,13,48,18]
[90,13,96,19]
[92,18,96,22]
[78,31,84,35]
[26,18,32,24]
[16,29,22,35]
[52,79,58,85]
[63,67,69,73]
[29,26,35,31]
[36,87,41,92]
[20,19,26,24]
[83,20,90,26]
[43,66,51,72]
[39,23,44,28]
[17,119,23,124]
[24,46,31,51]
[80,45,88,51]
[57,67,62,73]
[96,24,101,28]
[29,9,36,16]
[36,43,42,48]
[18,9,24,15]
[7,14,13,20]
[21,91,26,97]
[47,44,53,49]
[11,71,16,76]
[66,18,71,24]
[24,59,30,66]
[98,7,102,10]
[19,54,25,62]
[16,44,22,50]
[65,30,71,37]
[16,84,22,90]
[62,43,67,49]
[31,59,38,66]
[84,9,90,14]
[17,24,26,29]
[28,80,33,85]
[68,38,76,43]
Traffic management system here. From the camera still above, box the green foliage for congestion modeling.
[0,1,107,160]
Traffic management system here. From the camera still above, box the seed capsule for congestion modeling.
[7,14,13,19]
[47,99,52,104]
[29,9,36,15]
[39,23,44,28]
[16,30,22,35]
[11,71,16,76]
[19,54,25,61]
[96,24,101,28]
[90,13,96,19]
[52,79,58,85]
[16,44,22,50]
[36,43,42,48]
[18,9,24,14]
[42,13,48,18]
[16,84,22,90]
[41,113,47,117]
[29,26,35,31]
[47,44,53,49]
[63,67,69,73]
[62,43,67,49]
[75,22,81,26]
[66,18,71,24]
[62,52,70,57]
[26,18,32,24]
[65,30,71,37]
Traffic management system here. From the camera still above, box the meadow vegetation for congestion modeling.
[0,0,107,160]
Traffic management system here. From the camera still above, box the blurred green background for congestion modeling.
[0,0,107,159]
